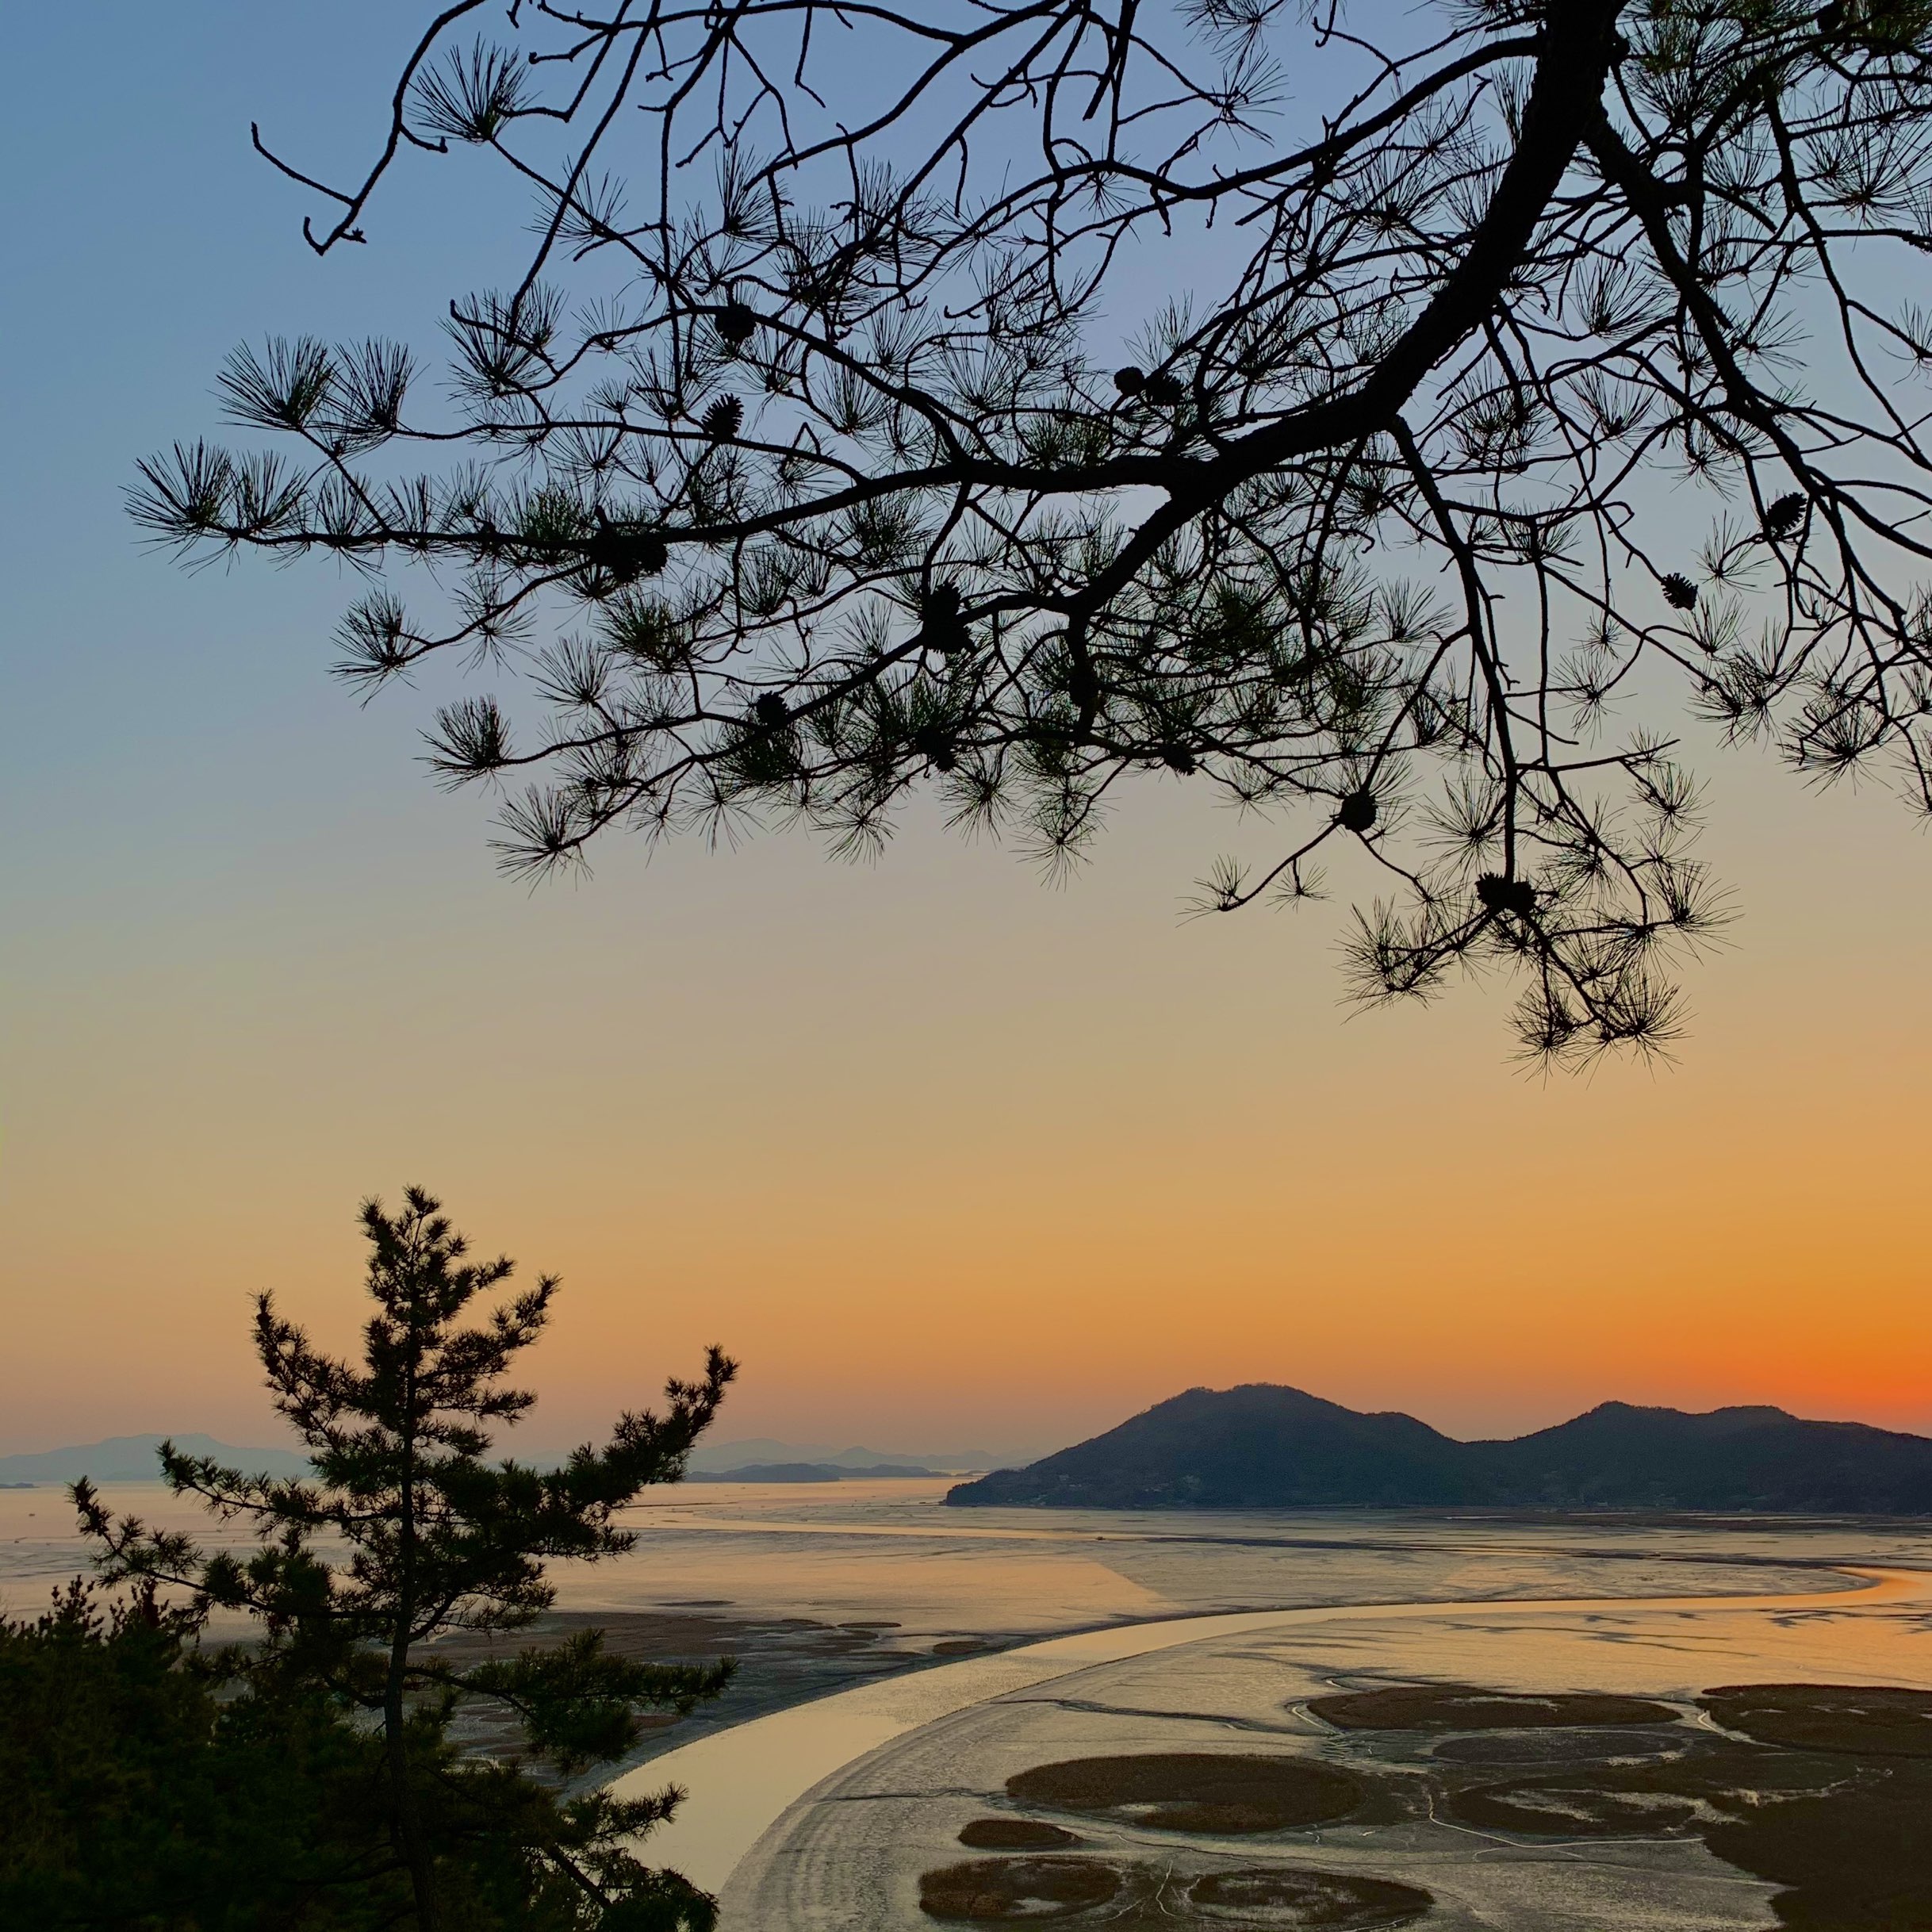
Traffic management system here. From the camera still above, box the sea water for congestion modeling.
[12,1481,1931,1926]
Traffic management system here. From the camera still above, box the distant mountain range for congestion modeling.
[945,1386,1932,1513]
[687,1461,942,1483]
[0,1433,1000,1488]
[0,1434,312,1487]
[688,1437,1006,1474]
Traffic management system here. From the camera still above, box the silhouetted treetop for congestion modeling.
[79,1187,735,1930]
[134,0,1932,1059]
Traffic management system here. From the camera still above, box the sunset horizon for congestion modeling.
[7,5,1932,1926]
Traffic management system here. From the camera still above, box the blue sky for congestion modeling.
[4,5,1930,1462]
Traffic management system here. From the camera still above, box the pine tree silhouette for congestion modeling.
[79,1187,735,1931]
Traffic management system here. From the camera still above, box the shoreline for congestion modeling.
[550,1517,1895,1783]
[611,1561,1932,1898]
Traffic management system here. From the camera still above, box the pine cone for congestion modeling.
[702,394,744,441]
[919,583,968,654]
[1662,573,1698,611]
[911,724,956,772]
[587,524,667,582]
[1476,873,1538,917]
[715,301,757,350]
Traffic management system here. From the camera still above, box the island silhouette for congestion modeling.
[947,1385,1932,1512]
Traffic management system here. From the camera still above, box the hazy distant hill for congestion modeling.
[0,1434,312,1486]
[688,1437,1005,1474]
[946,1386,1932,1513]
[0,1436,974,1489]
[687,1461,941,1483]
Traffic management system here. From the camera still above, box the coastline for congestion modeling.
[619,1562,1932,1902]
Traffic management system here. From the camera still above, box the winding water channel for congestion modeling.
[616,1561,1932,1914]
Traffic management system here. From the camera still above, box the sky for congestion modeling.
[2,5,1929,1462]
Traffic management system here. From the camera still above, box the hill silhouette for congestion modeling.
[945,1386,1932,1512]
[0,1434,311,1486]
[686,1461,940,1483]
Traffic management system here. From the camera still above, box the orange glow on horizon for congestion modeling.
[4,744,1929,1459]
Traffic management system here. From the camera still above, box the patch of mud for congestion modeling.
[1432,1726,1690,1767]
[1308,1682,1676,1731]
[1700,1682,1932,1758]
[918,1857,1119,1921]
[919,1859,1432,1928]
[1005,1753,1367,1834]
[958,1818,1081,1850]
[1448,1737,1840,1838]
[1189,1866,1432,1926]
[1453,1775,1712,1837]
[1700,1768,1932,1925]
[1257,1675,1932,1922]
[1442,1706,1932,1926]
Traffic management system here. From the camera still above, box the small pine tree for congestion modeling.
[78,1187,737,1931]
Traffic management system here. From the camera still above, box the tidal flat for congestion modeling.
[9,1482,1931,1926]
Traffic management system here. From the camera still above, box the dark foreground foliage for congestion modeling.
[26,1188,734,1932]
[0,1581,723,1930]
[0,1581,407,1930]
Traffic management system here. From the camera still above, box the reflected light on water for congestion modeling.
[620,1565,1932,1899]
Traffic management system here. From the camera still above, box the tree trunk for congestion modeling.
[389,1356,438,1931]
[385,1654,439,1932]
